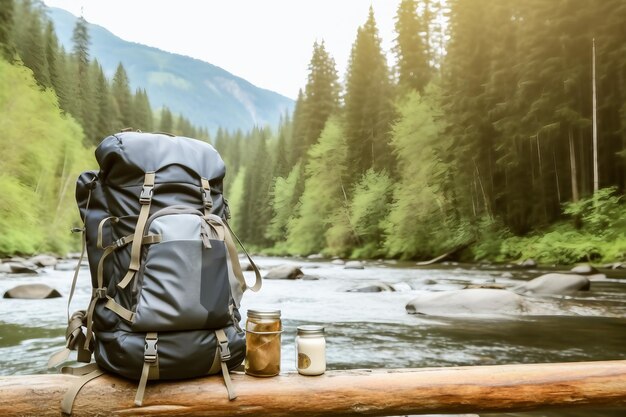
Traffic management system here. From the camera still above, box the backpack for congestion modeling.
[48,131,261,414]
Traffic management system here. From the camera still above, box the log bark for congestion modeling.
[1,360,626,416]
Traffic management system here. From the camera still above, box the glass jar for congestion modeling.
[295,325,326,376]
[245,309,282,377]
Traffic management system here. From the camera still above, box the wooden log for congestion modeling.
[1,360,626,416]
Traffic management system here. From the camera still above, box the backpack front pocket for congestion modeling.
[130,211,232,332]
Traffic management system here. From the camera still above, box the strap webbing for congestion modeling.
[224,221,262,292]
[61,363,100,376]
[220,361,237,401]
[134,362,151,407]
[48,310,91,368]
[118,172,155,290]
[201,177,212,216]
[215,329,237,400]
[104,296,135,322]
[67,186,92,322]
[96,216,118,249]
[60,367,105,415]
[135,332,159,407]
[85,233,161,346]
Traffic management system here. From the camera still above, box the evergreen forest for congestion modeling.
[1,0,626,265]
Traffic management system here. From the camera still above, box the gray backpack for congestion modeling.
[49,132,261,414]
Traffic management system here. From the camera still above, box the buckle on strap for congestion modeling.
[139,185,153,204]
[144,335,158,363]
[202,189,213,209]
[93,288,107,299]
[218,338,231,361]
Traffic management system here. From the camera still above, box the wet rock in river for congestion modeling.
[29,254,58,267]
[514,273,590,295]
[406,289,527,315]
[348,283,395,293]
[307,253,324,260]
[464,283,507,290]
[331,259,345,265]
[1,262,38,274]
[570,264,598,275]
[344,261,365,270]
[3,283,62,299]
[264,265,304,280]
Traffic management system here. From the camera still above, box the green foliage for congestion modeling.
[563,187,625,233]
[344,169,393,258]
[287,119,347,255]
[265,163,301,242]
[0,58,93,255]
[384,89,453,259]
[226,167,246,232]
[488,188,626,264]
[238,129,274,247]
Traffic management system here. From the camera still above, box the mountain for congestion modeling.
[46,7,293,133]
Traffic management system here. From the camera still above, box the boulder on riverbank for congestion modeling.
[406,289,527,315]
[3,283,61,299]
[344,261,365,270]
[514,273,590,295]
[264,265,304,280]
[348,283,395,293]
[570,264,599,275]
[29,254,58,267]
[0,262,38,274]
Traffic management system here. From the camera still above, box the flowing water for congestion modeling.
[1,257,625,416]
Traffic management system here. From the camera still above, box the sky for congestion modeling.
[41,0,401,99]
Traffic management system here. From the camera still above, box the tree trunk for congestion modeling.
[1,361,625,417]
[569,126,580,202]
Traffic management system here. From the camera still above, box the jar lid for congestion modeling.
[247,309,281,319]
[297,325,325,336]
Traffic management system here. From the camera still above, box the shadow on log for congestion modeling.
[0,360,625,416]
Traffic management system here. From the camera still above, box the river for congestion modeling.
[1,256,625,416]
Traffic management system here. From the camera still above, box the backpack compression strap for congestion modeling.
[215,329,237,400]
[135,332,160,407]
[118,171,155,290]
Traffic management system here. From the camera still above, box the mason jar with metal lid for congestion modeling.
[295,325,326,376]
[245,309,282,377]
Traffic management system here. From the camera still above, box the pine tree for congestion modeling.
[132,88,153,132]
[288,89,306,165]
[45,21,63,94]
[159,106,173,133]
[443,0,496,223]
[344,7,395,179]
[111,63,133,127]
[0,0,15,59]
[20,6,49,87]
[71,14,97,142]
[239,129,274,246]
[91,60,115,140]
[300,41,340,153]
[393,0,431,92]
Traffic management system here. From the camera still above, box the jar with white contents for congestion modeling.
[295,325,326,376]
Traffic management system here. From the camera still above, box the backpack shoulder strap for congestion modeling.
[118,171,155,290]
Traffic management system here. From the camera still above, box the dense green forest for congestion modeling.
[1,0,626,264]
[217,0,626,264]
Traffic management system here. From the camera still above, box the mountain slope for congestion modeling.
[47,7,293,132]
